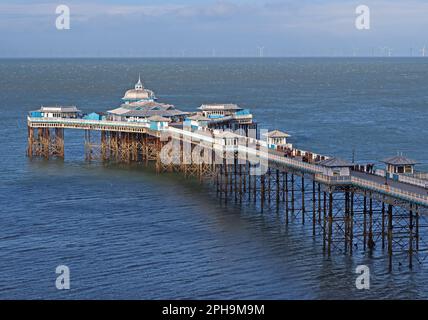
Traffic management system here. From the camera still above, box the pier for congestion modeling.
[26,78,428,271]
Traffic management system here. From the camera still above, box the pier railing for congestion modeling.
[28,117,153,134]
[351,176,428,207]
[314,174,351,184]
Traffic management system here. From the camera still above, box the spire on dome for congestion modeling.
[135,74,144,90]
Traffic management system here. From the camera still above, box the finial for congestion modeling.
[135,74,143,90]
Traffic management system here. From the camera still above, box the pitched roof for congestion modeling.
[127,101,172,109]
[187,114,210,121]
[40,106,81,113]
[382,155,417,165]
[264,130,290,138]
[108,102,188,118]
[215,131,241,139]
[319,157,353,167]
[147,115,171,122]
[198,104,242,111]
[123,109,187,118]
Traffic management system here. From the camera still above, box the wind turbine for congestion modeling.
[421,46,427,57]
[378,46,388,57]
[257,46,265,58]
[381,47,392,57]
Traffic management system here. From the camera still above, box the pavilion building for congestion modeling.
[122,76,157,104]
[382,155,417,175]
[30,106,82,118]
[319,158,353,177]
[108,77,187,122]
[197,104,256,133]
[263,130,292,150]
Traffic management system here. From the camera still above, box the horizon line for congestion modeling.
[1,56,428,59]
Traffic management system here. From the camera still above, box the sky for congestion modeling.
[1,0,428,57]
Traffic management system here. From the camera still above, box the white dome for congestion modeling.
[122,76,156,101]
[122,89,153,100]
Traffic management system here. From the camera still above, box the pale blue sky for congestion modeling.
[1,0,428,57]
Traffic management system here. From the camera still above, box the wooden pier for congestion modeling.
[27,116,428,270]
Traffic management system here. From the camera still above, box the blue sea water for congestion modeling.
[1,58,428,299]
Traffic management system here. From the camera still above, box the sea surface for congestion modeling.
[1,58,428,299]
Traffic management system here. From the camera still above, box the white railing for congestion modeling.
[375,169,386,177]
[315,174,352,184]
[373,168,428,189]
[398,175,428,189]
[414,172,428,180]
[267,152,322,173]
[28,117,151,129]
[351,176,428,206]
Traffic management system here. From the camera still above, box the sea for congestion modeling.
[1,57,428,299]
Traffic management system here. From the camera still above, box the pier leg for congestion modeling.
[282,172,285,202]
[243,163,247,194]
[248,165,252,202]
[224,160,228,203]
[382,202,386,250]
[27,126,34,158]
[368,195,374,251]
[388,204,393,272]
[234,158,238,202]
[416,206,420,251]
[101,131,107,161]
[216,165,220,195]
[345,191,350,253]
[43,128,50,159]
[350,192,354,255]
[155,139,162,174]
[409,204,414,269]
[229,163,233,195]
[291,174,295,216]
[323,191,327,253]
[363,194,367,251]
[301,176,305,225]
[219,164,224,201]
[84,130,90,161]
[261,174,265,210]
[276,170,280,211]
[268,169,271,205]
[318,184,321,224]
[239,164,243,203]
[312,180,316,236]
[253,169,257,204]
[55,128,64,159]
[285,172,289,225]
[328,192,333,257]
[144,135,149,166]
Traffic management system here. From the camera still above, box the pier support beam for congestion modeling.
[328,192,333,257]
[27,127,64,159]
[388,204,393,271]
[27,126,35,158]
